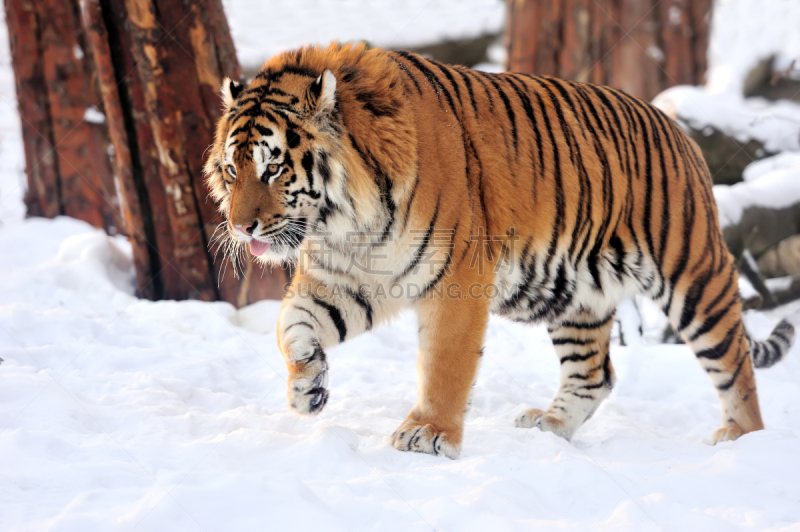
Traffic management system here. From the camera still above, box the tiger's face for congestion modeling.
[204,70,338,266]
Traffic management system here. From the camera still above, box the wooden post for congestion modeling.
[79,0,288,303]
[506,0,712,101]
[4,0,118,230]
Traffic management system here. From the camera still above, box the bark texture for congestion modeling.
[506,0,712,101]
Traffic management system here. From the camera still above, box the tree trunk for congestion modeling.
[5,0,288,305]
[505,0,712,101]
[79,0,288,303]
[4,0,118,231]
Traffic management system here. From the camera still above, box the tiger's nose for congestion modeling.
[234,221,258,235]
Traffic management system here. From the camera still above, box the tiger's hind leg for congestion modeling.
[515,310,616,440]
[667,261,764,443]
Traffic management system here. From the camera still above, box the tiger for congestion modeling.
[204,42,794,459]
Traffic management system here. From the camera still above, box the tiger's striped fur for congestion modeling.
[204,43,794,459]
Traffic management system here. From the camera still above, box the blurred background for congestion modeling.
[1,0,799,330]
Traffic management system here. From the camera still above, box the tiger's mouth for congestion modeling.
[232,217,308,257]
[249,239,271,256]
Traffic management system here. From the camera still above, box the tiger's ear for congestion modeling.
[308,69,337,119]
[220,77,244,111]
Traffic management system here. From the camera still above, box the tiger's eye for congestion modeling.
[267,164,279,174]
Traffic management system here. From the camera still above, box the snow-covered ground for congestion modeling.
[3,2,800,531]
[2,232,800,530]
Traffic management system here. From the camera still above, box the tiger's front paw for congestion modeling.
[390,419,461,459]
[287,346,329,416]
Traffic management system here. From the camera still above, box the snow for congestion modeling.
[223,0,505,71]
[472,62,505,74]
[616,298,643,346]
[2,226,800,530]
[707,0,800,95]
[743,151,800,182]
[713,154,800,227]
[766,275,794,293]
[653,88,800,153]
[82,106,106,125]
[0,11,23,225]
[645,45,664,63]
[2,2,800,531]
[739,275,759,300]
[2,225,800,530]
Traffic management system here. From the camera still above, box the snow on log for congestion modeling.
[654,87,800,154]
[765,274,800,308]
[714,154,800,260]
[654,86,800,184]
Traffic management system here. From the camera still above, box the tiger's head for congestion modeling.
[204,67,340,266]
[204,44,417,269]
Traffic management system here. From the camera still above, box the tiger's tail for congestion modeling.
[747,320,795,369]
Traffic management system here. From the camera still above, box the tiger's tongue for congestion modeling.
[249,239,270,256]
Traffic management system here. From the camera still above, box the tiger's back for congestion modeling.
[389,53,715,325]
